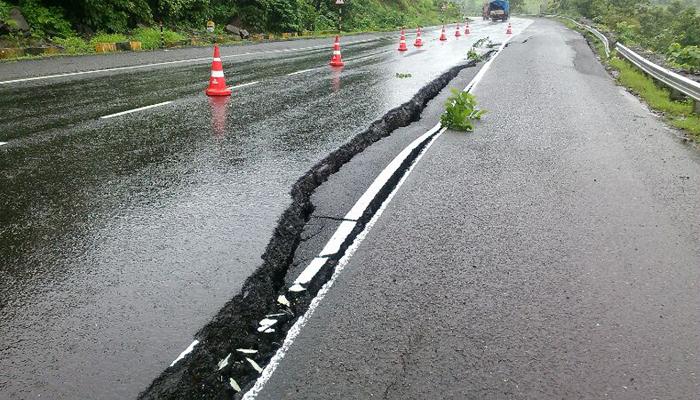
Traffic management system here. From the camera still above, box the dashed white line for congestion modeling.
[100,101,173,119]
[287,68,317,76]
[229,81,260,90]
[0,38,379,86]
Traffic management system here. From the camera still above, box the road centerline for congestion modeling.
[100,101,173,119]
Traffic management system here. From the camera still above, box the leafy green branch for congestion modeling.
[440,89,486,132]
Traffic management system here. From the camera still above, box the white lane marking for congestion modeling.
[242,27,520,400]
[294,257,329,286]
[343,123,442,221]
[287,68,317,76]
[0,142,7,146]
[242,127,446,400]
[319,220,357,256]
[100,101,172,119]
[170,339,199,367]
[229,81,260,90]
[0,38,379,86]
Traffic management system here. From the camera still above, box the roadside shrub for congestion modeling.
[667,43,700,73]
[0,1,11,21]
[52,35,92,54]
[131,27,185,49]
[90,32,128,44]
[441,89,486,132]
[19,0,74,38]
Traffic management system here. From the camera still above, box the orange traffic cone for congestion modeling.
[455,23,462,37]
[205,45,232,97]
[329,36,344,67]
[414,27,424,47]
[506,23,512,35]
[465,23,470,35]
[439,26,448,41]
[398,29,408,51]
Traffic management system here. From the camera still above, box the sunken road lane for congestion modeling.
[246,19,700,399]
[0,19,531,400]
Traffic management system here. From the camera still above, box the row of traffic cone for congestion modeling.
[205,22,514,96]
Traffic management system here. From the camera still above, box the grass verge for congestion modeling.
[608,57,700,140]
[558,17,700,141]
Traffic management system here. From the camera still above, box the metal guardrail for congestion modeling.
[554,15,699,111]
[563,17,610,57]
[615,42,700,104]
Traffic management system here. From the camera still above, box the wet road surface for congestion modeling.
[0,20,527,399]
[252,19,700,399]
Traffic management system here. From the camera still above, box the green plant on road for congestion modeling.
[467,48,483,62]
[440,89,486,132]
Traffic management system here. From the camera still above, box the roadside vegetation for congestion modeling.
[559,8,700,141]
[546,0,700,72]
[0,0,462,58]
[609,56,700,138]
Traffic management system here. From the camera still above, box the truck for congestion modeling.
[488,0,510,22]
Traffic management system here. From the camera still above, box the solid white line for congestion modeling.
[100,101,172,119]
[319,220,357,256]
[170,340,199,367]
[242,127,446,400]
[287,68,316,76]
[294,257,329,286]
[242,27,520,400]
[0,38,378,86]
[344,122,442,221]
[229,81,260,90]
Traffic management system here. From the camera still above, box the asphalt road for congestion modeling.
[251,19,700,399]
[0,19,528,400]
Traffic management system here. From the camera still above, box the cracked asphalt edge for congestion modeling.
[137,54,497,400]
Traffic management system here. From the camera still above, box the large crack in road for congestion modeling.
[139,53,497,399]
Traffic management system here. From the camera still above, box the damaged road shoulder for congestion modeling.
[138,52,496,400]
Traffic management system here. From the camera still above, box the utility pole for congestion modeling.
[336,0,345,34]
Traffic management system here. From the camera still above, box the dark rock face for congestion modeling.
[9,7,30,32]
[225,25,250,39]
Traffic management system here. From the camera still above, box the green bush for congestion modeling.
[90,32,128,44]
[0,0,11,21]
[131,27,185,49]
[19,0,75,38]
[667,43,700,73]
[52,36,92,54]
[440,89,486,132]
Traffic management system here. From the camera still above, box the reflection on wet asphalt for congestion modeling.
[0,20,523,399]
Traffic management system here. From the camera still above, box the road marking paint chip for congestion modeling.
[170,339,199,367]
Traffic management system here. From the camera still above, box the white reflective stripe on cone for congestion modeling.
[211,70,225,78]
[213,57,222,62]
[333,51,341,55]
